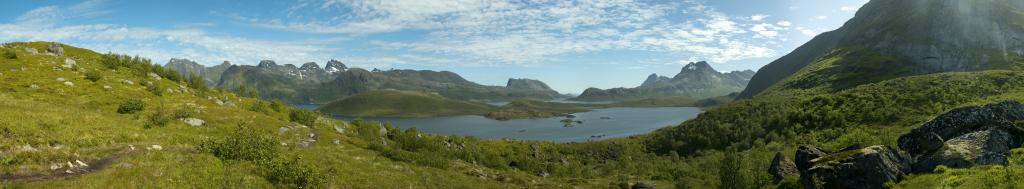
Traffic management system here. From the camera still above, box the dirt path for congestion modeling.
[0,149,133,182]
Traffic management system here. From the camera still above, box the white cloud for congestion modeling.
[776,21,792,27]
[244,0,783,65]
[796,27,818,36]
[816,16,828,20]
[840,6,859,12]
[0,1,336,66]
[750,14,769,21]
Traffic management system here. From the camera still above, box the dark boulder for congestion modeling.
[802,145,912,189]
[768,152,799,183]
[897,101,1024,172]
[631,182,655,189]
[795,145,827,174]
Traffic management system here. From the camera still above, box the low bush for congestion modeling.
[260,156,325,189]
[289,109,320,127]
[200,126,279,162]
[117,99,145,114]
[3,49,15,59]
[146,83,163,96]
[84,71,102,82]
[144,107,171,129]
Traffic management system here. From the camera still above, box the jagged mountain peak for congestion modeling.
[257,60,278,68]
[326,59,347,73]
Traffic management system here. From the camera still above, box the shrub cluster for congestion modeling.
[84,71,102,82]
[117,99,145,114]
[200,126,324,188]
[289,109,320,127]
[2,49,15,59]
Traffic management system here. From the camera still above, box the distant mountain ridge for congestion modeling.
[167,59,566,103]
[575,61,755,101]
[738,0,1024,98]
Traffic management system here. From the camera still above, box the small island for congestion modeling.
[483,99,591,121]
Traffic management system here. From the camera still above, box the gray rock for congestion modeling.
[769,152,799,183]
[63,81,74,87]
[25,47,38,54]
[63,58,76,68]
[47,42,63,56]
[897,101,1024,172]
[181,118,205,127]
[803,145,912,189]
[121,79,134,85]
[56,77,66,82]
[29,84,39,89]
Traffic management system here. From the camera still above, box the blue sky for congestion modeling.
[0,0,868,94]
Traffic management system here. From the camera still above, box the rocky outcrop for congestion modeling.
[47,42,63,56]
[897,101,1024,172]
[769,152,799,183]
[800,145,912,189]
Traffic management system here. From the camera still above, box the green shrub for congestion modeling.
[260,156,325,189]
[186,73,207,91]
[117,99,145,114]
[146,82,163,96]
[3,49,15,59]
[200,126,279,162]
[289,109,320,127]
[84,71,102,82]
[144,107,171,129]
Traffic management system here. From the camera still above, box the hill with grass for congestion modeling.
[483,99,591,120]
[576,61,754,101]
[317,90,494,117]
[0,42,689,188]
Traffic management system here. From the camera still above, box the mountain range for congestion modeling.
[166,59,566,103]
[575,61,754,101]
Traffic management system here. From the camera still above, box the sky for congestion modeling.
[0,0,868,94]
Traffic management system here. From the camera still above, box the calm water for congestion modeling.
[313,106,702,143]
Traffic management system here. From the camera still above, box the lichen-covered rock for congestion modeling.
[803,145,912,189]
[769,152,799,183]
[897,101,1024,172]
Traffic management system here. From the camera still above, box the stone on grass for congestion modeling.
[182,118,205,126]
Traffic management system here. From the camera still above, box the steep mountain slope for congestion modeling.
[576,61,754,101]
[739,0,1024,98]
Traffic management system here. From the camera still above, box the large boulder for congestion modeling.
[47,42,64,56]
[802,145,912,189]
[897,101,1024,172]
[768,152,799,183]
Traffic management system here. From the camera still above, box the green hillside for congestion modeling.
[317,90,494,117]
[483,99,590,120]
[0,42,685,188]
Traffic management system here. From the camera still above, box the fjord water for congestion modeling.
[298,105,702,143]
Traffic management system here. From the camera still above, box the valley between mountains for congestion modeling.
[4,0,1024,188]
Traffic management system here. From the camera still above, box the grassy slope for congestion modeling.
[317,90,494,117]
[0,42,618,188]
[483,99,591,120]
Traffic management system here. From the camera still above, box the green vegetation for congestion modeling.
[116,99,145,114]
[84,71,102,82]
[317,90,494,117]
[484,99,590,120]
[3,49,16,59]
[288,109,320,126]
[607,96,697,107]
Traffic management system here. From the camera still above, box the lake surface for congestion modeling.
[319,106,703,143]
